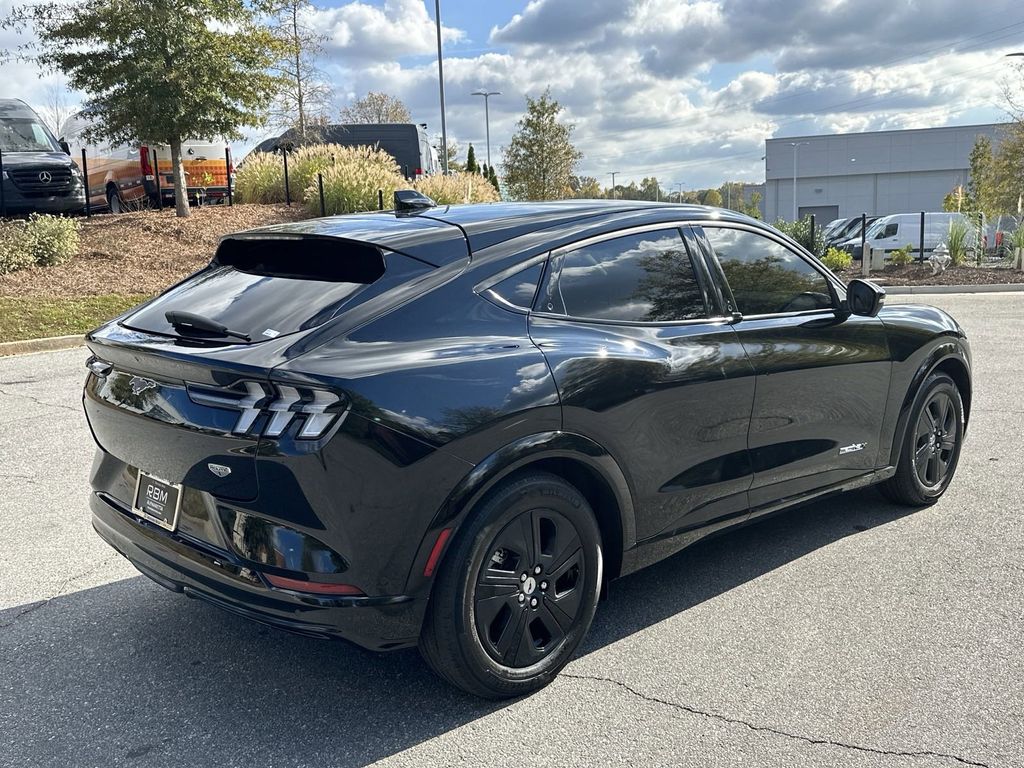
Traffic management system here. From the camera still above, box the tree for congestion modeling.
[702,188,723,207]
[5,0,282,218]
[502,88,582,201]
[487,164,500,192]
[341,92,411,124]
[39,82,74,137]
[465,144,478,174]
[267,0,332,140]
[570,175,603,198]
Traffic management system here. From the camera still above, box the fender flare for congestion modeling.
[886,341,971,468]
[404,431,636,598]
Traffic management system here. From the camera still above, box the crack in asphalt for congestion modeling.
[561,672,992,768]
[0,556,121,630]
[0,385,79,413]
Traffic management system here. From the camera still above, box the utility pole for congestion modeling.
[608,171,619,199]
[790,141,809,221]
[434,0,448,173]
[471,90,501,168]
[673,181,684,203]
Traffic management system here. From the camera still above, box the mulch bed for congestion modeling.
[836,263,1024,286]
[0,204,309,298]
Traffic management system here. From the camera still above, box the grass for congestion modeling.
[0,294,150,342]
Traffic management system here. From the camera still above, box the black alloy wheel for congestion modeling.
[913,389,959,488]
[420,472,602,699]
[880,372,964,506]
[474,508,586,668]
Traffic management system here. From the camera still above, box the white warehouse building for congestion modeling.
[762,123,1006,223]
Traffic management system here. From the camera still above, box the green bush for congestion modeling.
[412,173,501,205]
[0,220,35,274]
[889,243,914,266]
[772,217,825,257]
[0,214,80,274]
[307,146,405,215]
[820,246,852,272]
[27,213,80,267]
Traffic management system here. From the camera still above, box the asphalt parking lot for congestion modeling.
[1,292,1022,768]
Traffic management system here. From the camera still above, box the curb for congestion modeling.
[0,334,84,358]
[882,283,1024,295]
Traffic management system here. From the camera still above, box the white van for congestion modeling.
[60,111,231,213]
[837,212,978,259]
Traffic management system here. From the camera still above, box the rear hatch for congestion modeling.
[85,221,468,516]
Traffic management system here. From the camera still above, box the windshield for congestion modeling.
[0,118,60,152]
[863,218,889,239]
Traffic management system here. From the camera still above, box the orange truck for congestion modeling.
[60,112,232,213]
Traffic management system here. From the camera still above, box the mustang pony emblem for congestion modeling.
[129,376,157,395]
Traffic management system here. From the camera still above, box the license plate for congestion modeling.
[132,471,183,531]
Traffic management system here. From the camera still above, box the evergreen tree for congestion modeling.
[466,144,478,174]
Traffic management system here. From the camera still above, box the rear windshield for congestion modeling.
[122,237,388,343]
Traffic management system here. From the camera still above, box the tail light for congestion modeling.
[414,168,423,177]
[187,380,346,440]
[139,146,153,178]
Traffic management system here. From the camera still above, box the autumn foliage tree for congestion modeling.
[502,89,582,201]
[341,92,412,124]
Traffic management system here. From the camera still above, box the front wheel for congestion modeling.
[420,472,603,699]
[879,372,964,506]
[106,186,124,214]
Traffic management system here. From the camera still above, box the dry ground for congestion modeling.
[0,204,308,299]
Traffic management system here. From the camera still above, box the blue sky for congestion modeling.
[9,0,1024,190]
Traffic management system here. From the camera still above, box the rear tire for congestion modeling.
[879,372,964,506]
[106,186,124,214]
[419,472,603,699]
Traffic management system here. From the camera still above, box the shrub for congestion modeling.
[0,220,35,274]
[238,144,409,206]
[946,219,971,266]
[772,217,825,257]
[308,146,405,215]
[820,246,852,272]
[0,215,80,274]
[412,173,501,205]
[27,213,80,267]
[889,243,914,266]
[233,151,285,204]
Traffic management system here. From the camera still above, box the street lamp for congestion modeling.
[434,0,448,173]
[471,90,501,169]
[608,171,619,199]
[672,181,685,203]
[789,141,810,221]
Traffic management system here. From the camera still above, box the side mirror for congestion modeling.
[59,139,71,155]
[846,278,885,317]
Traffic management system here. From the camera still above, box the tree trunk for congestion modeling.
[170,137,190,218]
[293,4,305,139]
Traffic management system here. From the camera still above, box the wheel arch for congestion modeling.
[404,431,636,599]
[887,343,971,467]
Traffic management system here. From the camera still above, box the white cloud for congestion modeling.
[316,0,464,59]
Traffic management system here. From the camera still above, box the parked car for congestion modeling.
[60,111,231,213]
[82,200,971,698]
[252,123,440,179]
[826,216,877,249]
[0,98,85,215]
[837,212,975,260]
[821,217,852,241]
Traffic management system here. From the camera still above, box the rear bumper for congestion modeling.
[90,491,426,651]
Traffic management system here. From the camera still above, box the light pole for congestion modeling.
[673,182,684,203]
[608,171,619,199]
[434,0,448,173]
[790,141,809,221]
[471,90,500,169]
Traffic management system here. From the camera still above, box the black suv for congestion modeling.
[83,200,970,698]
[0,99,85,215]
